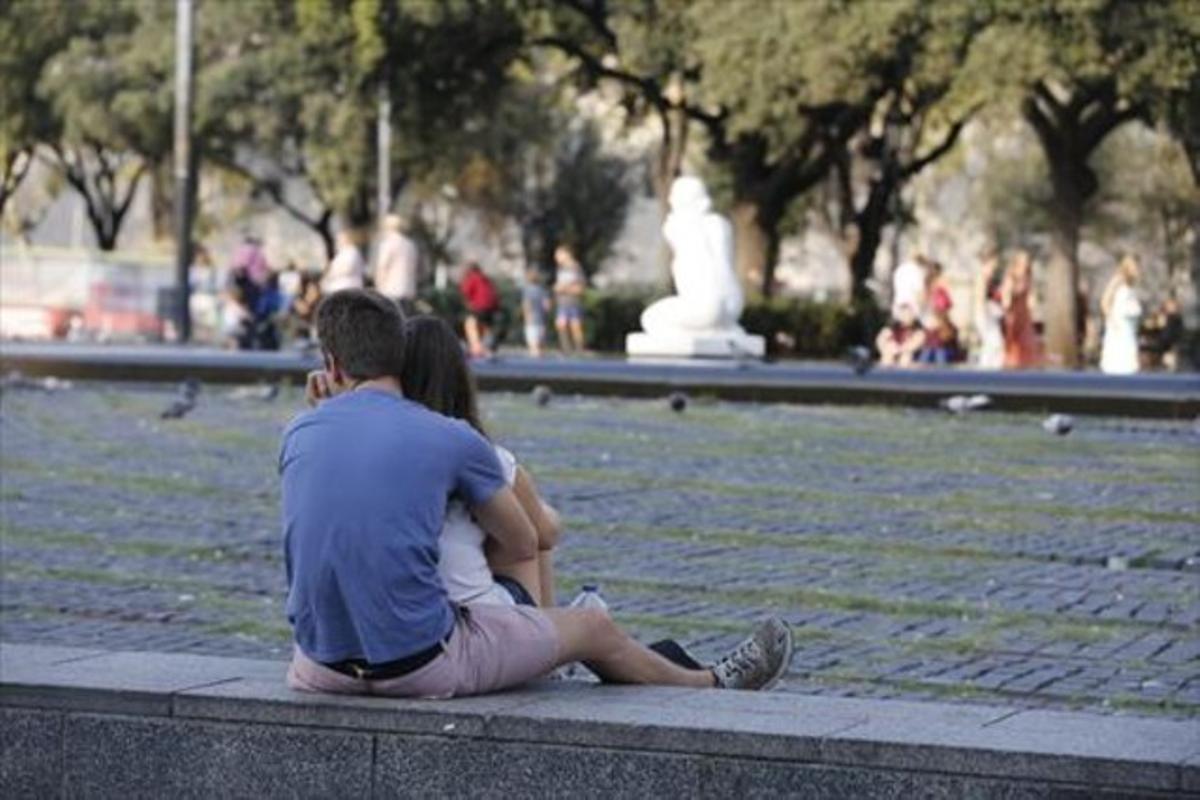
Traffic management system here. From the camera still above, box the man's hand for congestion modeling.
[305,370,336,407]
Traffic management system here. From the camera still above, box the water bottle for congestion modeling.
[564,584,608,678]
[569,583,609,612]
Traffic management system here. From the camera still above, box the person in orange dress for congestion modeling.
[1001,250,1042,369]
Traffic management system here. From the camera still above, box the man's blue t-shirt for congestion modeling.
[279,388,505,665]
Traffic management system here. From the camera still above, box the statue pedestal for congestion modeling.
[626,330,766,359]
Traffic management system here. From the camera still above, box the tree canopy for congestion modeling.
[2,0,1196,325]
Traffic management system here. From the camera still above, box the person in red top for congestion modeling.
[458,261,500,358]
[919,261,960,364]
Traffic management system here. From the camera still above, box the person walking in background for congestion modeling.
[459,260,500,359]
[1001,250,1041,369]
[553,245,587,353]
[374,214,420,314]
[322,230,366,294]
[521,267,551,358]
[974,247,1005,370]
[1099,254,1142,375]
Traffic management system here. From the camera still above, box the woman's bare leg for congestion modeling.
[463,315,483,357]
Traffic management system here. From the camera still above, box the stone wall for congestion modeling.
[2,644,1197,797]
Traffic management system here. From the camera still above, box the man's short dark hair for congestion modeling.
[316,289,406,381]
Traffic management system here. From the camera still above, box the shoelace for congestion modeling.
[718,639,763,677]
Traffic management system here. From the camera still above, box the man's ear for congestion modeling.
[323,352,350,389]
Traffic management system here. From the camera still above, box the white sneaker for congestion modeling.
[710,617,794,691]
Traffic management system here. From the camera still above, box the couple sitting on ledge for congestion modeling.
[281,289,793,698]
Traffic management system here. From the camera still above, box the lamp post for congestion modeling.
[377,84,391,228]
[172,0,196,342]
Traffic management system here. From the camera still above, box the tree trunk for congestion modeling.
[316,210,335,261]
[730,200,778,297]
[847,175,895,303]
[1043,207,1081,368]
[149,161,174,242]
[1040,157,1094,368]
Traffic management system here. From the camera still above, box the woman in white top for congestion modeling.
[1099,255,1142,375]
[400,315,561,607]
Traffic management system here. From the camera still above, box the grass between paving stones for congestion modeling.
[1,456,227,499]
[0,561,278,601]
[581,575,1187,636]
[507,419,1192,489]
[568,518,1011,565]
[804,672,1192,718]
[523,455,1196,528]
[565,516,1194,578]
[1,524,273,564]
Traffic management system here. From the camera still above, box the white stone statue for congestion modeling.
[626,176,765,358]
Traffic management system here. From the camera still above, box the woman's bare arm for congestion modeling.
[473,487,541,602]
[512,466,560,550]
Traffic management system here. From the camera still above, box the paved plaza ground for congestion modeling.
[1,380,1197,717]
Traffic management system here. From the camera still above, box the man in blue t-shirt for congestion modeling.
[282,289,793,697]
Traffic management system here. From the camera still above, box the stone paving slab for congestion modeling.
[1,382,1197,719]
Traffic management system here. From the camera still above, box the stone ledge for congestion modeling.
[4,341,1198,418]
[2,643,1198,796]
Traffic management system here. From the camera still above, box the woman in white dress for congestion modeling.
[974,249,1005,369]
[1099,255,1142,375]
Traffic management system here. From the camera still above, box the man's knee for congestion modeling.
[554,607,621,655]
[578,608,621,646]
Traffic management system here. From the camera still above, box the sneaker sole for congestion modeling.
[757,622,794,692]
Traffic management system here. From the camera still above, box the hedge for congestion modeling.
[417,283,885,359]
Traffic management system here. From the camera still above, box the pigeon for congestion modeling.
[161,378,201,420]
[531,384,552,407]
[0,371,72,392]
[668,391,688,413]
[229,383,280,402]
[845,346,873,376]
[1042,413,1074,436]
[940,394,992,414]
[40,376,74,391]
[0,370,40,391]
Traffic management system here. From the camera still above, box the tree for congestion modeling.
[985,0,1200,366]
[818,2,986,301]
[447,79,633,278]
[536,0,980,299]
[207,0,523,257]
[534,0,868,295]
[35,1,172,250]
[0,0,96,220]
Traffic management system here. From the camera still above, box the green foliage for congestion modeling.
[582,289,654,351]
[741,297,886,359]
[443,78,634,277]
[416,280,880,358]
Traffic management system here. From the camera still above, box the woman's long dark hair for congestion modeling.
[400,315,487,437]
